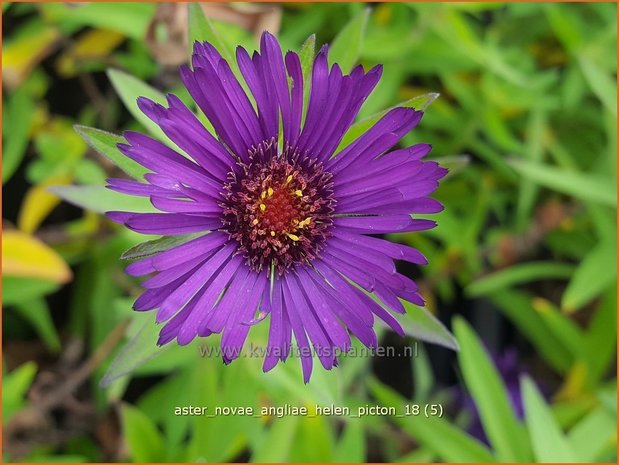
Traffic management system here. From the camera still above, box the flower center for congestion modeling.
[221,140,335,273]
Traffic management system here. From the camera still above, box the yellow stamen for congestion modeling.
[287,233,299,242]
[270,231,276,237]
[267,187,274,197]
[252,219,259,225]
[294,190,303,197]
[261,191,267,199]
[260,203,266,212]
[298,217,311,228]
[285,175,293,185]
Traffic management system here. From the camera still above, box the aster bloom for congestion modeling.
[107,32,446,382]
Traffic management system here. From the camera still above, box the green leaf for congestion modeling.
[12,298,61,352]
[39,2,156,40]
[3,86,34,184]
[338,92,439,151]
[531,298,585,361]
[329,8,370,73]
[299,34,316,126]
[582,289,617,384]
[2,277,59,306]
[516,110,546,229]
[567,406,616,462]
[48,185,156,214]
[290,411,335,462]
[454,317,532,462]
[508,158,616,206]
[187,3,235,70]
[120,403,166,462]
[522,376,577,462]
[578,54,617,117]
[120,234,201,260]
[107,68,169,143]
[369,378,495,463]
[562,239,617,312]
[397,301,459,350]
[489,290,572,373]
[137,371,192,450]
[412,344,434,403]
[252,416,299,462]
[100,319,167,388]
[334,421,366,462]
[74,125,147,180]
[2,362,37,424]
[466,261,575,297]
[299,34,316,80]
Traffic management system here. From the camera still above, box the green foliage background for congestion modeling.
[2,2,617,463]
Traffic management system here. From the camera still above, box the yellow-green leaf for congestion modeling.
[3,230,72,283]
[18,174,72,233]
[2,21,60,89]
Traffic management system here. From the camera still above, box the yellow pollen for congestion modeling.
[298,217,311,228]
[285,175,293,184]
[267,187,274,197]
[287,233,300,241]
[252,219,259,225]
[270,231,276,237]
[294,190,303,197]
[260,203,266,212]
[261,191,267,199]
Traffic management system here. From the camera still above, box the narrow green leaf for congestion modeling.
[412,344,434,403]
[562,240,617,312]
[39,2,156,40]
[121,403,166,462]
[329,8,370,73]
[49,185,156,214]
[107,68,169,142]
[582,289,617,384]
[290,412,335,462]
[522,376,577,463]
[567,406,616,462]
[454,317,532,462]
[532,298,585,360]
[299,34,316,126]
[516,110,546,229]
[2,277,59,306]
[489,290,572,373]
[369,378,495,463]
[299,34,316,80]
[578,54,617,116]
[252,416,299,462]
[100,320,167,388]
[398,301,459,351]
[2,362,37,424]
[3,86,34,184]
[187,3,235,69]
[13,298,61,352]
[120,233,201,260]
[466,261,575,297]
[333,422,366,462]
[74,125,147,180]
[508,158,616,206]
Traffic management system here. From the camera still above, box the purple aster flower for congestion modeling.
[107,32,446,382]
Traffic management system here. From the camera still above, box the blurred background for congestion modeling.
[2,2,617,463]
